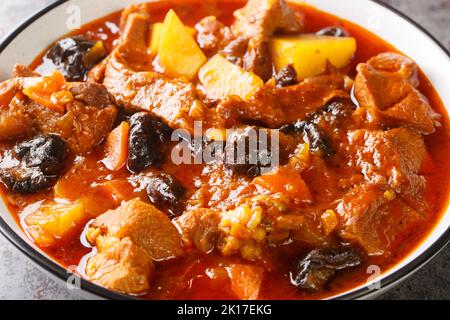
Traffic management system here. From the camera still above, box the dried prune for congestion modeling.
[0,134,68,193]
[275,64,298,88]
[223,127,275,177]
[127,113,172,174]
[310,98,356,128]
[14,134,68,176]
[280,121,333,157]
[316,26,349,38]
[145,173,186,218]
[43,36,107,81]
[291,246,362,292]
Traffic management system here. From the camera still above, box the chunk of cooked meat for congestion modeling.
[87,199,184,261]
[100,11,206,132]
[335,183,424,255]
[0,134,68,193]
[85,199,184,294]
[347,128,426,200]
[291,246,362,292]
[366,52,419,86]
[175,208,221,253]
[86,235,154,294]
[127,112,172,173]
[354,52,440,134]
[0,72,118,154]
[195,16,229,55]
[217,74,349,128]
[231,0,303,80]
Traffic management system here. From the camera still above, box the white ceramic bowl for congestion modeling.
[0,0,449,300]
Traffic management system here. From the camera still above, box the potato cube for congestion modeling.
[158,10,206,80]
[25,201,86,247]
[269,35,357,80]
[150,22,196,56]
[198,54,264,100]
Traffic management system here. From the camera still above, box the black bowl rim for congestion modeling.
[0,0,449,301]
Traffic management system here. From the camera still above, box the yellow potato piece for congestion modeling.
[269,35,357,80]
[149,22,196,56]
[198,54,264,101]
[25,202,85,247]
[158,10,206,80]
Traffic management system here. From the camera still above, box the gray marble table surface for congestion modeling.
[0,0,449,300]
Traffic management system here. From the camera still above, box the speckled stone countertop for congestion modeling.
[0,0,449,300]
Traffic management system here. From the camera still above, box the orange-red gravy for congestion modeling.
[4,0,449,299]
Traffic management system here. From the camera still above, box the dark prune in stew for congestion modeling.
[291,246,362,292]
[310,98,356,128]
[223,127,275,177]
[0,134,68,193]
[146,173,187,218]
[316,26,349,38]
[275,64,298,88]
[127,112,172,174]
[43,36,107,81]
[280,121,333,157]
[14,134,68,176]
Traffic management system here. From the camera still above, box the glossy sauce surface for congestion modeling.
[2,0,449,299]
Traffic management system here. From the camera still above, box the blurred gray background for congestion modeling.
[0,0,449,300]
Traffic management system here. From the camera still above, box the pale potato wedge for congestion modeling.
[198,54,264,100]
[150,22,196,56]
[158,10,206,80]
[269,35,357,80]
[25,201,86,247]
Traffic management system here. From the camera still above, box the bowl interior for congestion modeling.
[0,0,449,299]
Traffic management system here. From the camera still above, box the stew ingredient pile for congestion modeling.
[0,0,448,300]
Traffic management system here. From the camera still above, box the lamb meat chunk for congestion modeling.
[0,74,118,154]
[217,74,349,128]
[0,134,68,193]
[102,12,205,132]
[347,128,426,201]
[292,246,362,292]
[366,52,419,87]
[85,235,154,294]
[87,199,184,261]
[354,53,440,134]
[336,128,429,255]
[335,183,424,255]
[195,16,229,55]
[220,36,249,66]
[175,209,221,254]
[229,0,303,80]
